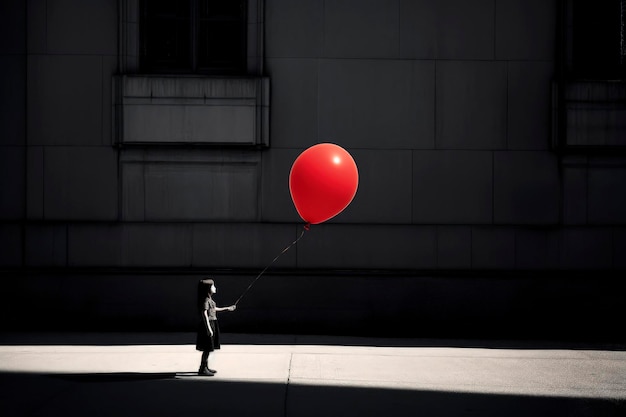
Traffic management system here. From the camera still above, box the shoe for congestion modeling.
[198,366,214,376]
[208,368,217,374]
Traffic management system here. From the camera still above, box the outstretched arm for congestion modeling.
[215,305,236,312]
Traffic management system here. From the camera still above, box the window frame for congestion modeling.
[118,0,264,76]
[138,0,249,75]
[553,0,626,153]
[566,0,626,81]
[114,0,269,149]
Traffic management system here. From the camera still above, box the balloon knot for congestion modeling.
[304,223,311,231]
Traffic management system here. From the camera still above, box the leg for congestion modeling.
[204,350,218,374]
[198,351,213,376]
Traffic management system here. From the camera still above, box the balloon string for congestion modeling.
[233,224,310,306]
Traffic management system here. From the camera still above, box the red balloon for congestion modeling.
[289,143,359,224]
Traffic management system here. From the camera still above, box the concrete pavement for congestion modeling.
[0,333,625,416]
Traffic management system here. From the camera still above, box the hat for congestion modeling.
[200,278,214,285]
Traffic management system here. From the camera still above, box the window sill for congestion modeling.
[557,80,626,150]
[113,75,270,148]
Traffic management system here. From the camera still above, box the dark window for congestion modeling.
[140,0,247,74]
[572,0,626,79]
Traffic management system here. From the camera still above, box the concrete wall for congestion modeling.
[1,0,625,341]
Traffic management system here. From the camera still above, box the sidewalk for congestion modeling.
[1,333,625,416]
